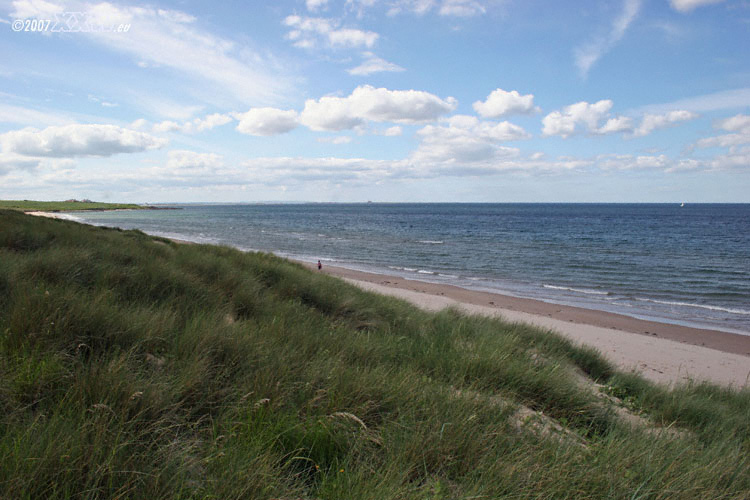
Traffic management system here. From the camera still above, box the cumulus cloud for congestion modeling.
[542,100,614,137]
[598,116,634,135]
[543,101,696,138]
[632,110,697,137]
[299,85,457,131]
[233,108,299,136]
[473,88,539,118]
[412,115,529,163]
[284,15,378,50]
[695,114,750,149]
[0,124,167,158]
[574,0,642,77]
[152,113,233,134]
[669,0,726,13]
[0,153,45,175]
[347,52,405,76]
[130,118,148,130]
[718,114,750,132]
[166,150,223,170]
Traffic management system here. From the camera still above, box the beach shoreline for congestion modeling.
[300,260,750,387]
[25,211,750,386]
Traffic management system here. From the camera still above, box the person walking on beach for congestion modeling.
[317,260,322,271]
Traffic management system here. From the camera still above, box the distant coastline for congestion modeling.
[0,199,178,212]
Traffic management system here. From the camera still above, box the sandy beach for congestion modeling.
[25,211,73,219]
[304,261,750,388]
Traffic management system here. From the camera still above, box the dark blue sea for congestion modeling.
[67,203,750,335]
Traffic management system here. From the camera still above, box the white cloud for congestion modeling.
[0,124,167,158]
[88,94,118,107]
[153,121,182,133]
[329,28,379,48]
[598,116,634,134]
[306,0,330,12]
[473,88,539,118]
[695,114,750,149]
[542,100,614,137]
[166,150,223,170]
[412,115,529,163]
[386,0,488,17]
[10,1,292,106]
[347,52,405,76]
[233,108,299,136]
[574,0,642,77]
[317,136,352,144]
[631,110,697,137]
[669,0,726,13]
[387,0,438,16]
[0,103,73,127]
[283,15,379,50]
[597,154,670,171]
[439,0,486,16]
[9,0,63,19]
[718,114,750,132]
[696,134,750,149]
[152,113,233,134]
[130,118,148,130]
[384,126,403,136]
[299,85,457,131]
[194,113,233,132]
[638,88,750,115]
[0,153,45,174]
[543,102,696,138]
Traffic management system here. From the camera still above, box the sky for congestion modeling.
[0,0,749,203]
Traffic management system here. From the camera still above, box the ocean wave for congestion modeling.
[416,240,444,244]
[635,298,750,315]
[417,269,435,274]
[439,273,459,278]
[56,213,84,222]
[543,284,609,296]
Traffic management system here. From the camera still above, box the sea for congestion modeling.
[65,203,750,335]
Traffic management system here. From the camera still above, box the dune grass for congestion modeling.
[0,208,748,499]
[0,200,147,212]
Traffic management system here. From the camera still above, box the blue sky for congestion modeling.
[1,0,749,202]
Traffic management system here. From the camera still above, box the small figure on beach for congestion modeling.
[317,260,322,271]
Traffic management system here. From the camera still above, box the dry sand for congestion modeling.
[304,262,750,388]
[25,211,71,219]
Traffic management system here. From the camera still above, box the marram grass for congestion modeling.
[0,209,748,499]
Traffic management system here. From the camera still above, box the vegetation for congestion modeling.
[0,200,149,212]
[1,208,748,499]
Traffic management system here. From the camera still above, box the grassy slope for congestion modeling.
[0,209,748,499]
[0,200,146,212]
